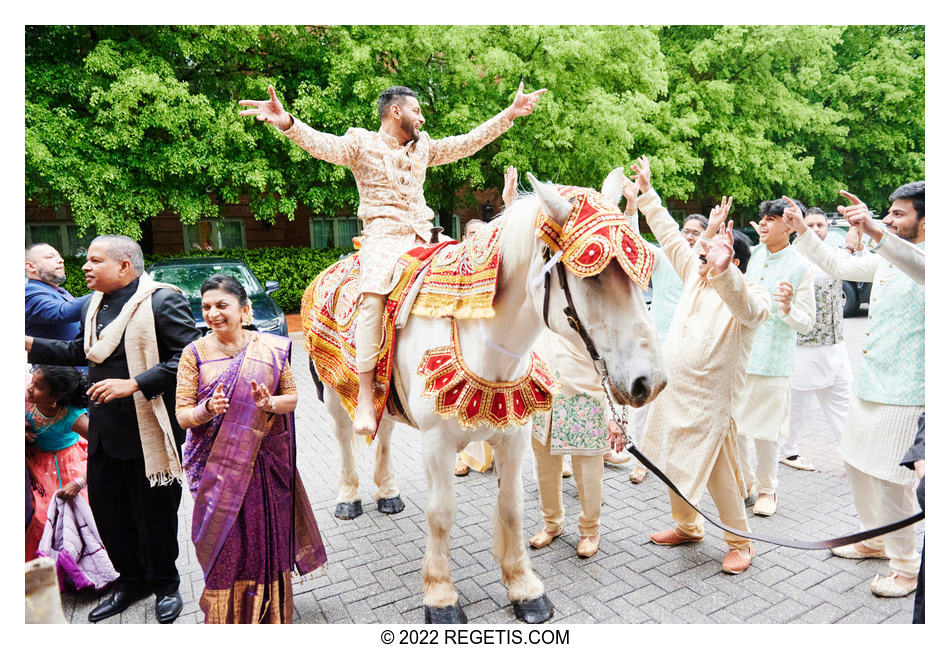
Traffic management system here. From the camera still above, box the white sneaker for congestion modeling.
[779,455,815,471]
[561,455,572,478]
[603,449,633,465]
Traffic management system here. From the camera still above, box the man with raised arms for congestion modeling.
[239,83,546,436]
[610,157,770,575]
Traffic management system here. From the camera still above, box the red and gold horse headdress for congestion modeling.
[535,186,654,290]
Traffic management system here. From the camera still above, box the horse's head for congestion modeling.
[524,169,666,408]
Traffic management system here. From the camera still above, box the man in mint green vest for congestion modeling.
[734,198,816,518]
[784,182,924,599]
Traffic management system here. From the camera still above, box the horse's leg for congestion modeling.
[420,428,466,623]
[325,388,363,519]
[490,430,553,623]
[373,418,404,514]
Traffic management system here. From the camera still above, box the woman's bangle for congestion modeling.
[204,398,213,414]
[71,477,86,490]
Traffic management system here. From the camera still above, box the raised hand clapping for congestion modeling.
[699,221,736,276]
[705,195,734,237]
[206,384,229,416]
[502,166,519,208]
[250,380,276,413]
[772,281,794,315]
[629,156,652,195]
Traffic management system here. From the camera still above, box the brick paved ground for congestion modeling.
[60,315,922,624]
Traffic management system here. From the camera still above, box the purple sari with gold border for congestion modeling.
[183,333,326,624]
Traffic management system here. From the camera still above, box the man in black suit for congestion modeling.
[26,235,199,624]
[901,413,925,624]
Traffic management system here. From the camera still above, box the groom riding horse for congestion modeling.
[239,81,546,437]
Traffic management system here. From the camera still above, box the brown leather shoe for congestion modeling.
[629,465,648,484]
[722,545,755,574]
[529,527,563,549]
[577,534,600,558]
[649,527,703,546]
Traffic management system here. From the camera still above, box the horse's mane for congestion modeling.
[496,191,542,272]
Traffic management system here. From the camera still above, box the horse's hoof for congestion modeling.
[376,496,405,515]
[423,603,467,624]
[513,594,553,624]
[334,501,363,519]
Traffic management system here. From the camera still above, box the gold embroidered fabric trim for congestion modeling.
[417,320,559,430]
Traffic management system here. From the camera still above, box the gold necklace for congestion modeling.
[215,331,250,357]
[30,404,65,433]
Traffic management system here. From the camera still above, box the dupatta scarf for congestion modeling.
[187,334,326,598]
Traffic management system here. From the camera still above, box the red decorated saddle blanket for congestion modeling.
[300,228,504,431]
[300,243,451,429]
[411,226,501,319]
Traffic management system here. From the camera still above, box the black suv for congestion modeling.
[147,257,288,336]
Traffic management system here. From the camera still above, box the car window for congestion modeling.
[824,226,873,249]
[149,263,263,298]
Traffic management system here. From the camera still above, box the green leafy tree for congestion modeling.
[26,25,925,238]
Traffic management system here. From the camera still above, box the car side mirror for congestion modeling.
[264,280,280,294]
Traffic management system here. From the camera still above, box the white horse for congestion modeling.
[314,170,666,623]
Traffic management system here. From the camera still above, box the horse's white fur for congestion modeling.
[319,173,666,612]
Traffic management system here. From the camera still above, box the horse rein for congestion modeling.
[540,248,627,429]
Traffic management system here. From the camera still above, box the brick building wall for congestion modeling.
[26,191,706,255]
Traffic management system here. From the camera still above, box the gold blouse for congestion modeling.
[175,333,296,429]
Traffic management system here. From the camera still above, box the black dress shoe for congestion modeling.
[155,591,183,624]
[88,587,150,623]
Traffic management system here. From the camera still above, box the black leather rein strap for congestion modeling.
[541,251,606,376]
[625,441,924,550]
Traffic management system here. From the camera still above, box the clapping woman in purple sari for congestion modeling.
[175,274,326,624]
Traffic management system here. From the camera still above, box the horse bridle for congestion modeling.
[540,248,614,397]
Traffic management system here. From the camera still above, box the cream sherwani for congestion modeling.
[279,112,513,295]
[279,110,514,372]
[637,190,771,548]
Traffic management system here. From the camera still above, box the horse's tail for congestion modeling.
[308,357,325,402]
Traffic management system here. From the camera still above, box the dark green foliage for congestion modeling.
[63,246,348,313]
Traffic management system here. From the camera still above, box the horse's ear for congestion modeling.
[601,167,625,206]
[526,172,572,226]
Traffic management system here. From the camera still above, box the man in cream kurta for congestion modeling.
[621,188,708,484]
[784,183,925,598]
[239,84,545,435]
[618,158,771,575]
[735,198,816,517]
